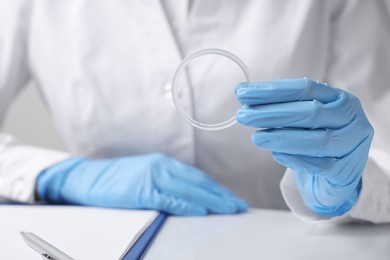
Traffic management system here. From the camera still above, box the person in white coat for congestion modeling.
[1,0,389,223]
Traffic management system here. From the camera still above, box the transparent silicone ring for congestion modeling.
[172,48,251,131]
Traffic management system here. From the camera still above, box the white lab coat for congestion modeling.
[1,0,390,223]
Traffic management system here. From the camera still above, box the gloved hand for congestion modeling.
[37,153,248,216]
[235,78,374,217]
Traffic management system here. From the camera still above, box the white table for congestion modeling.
[144,209,390,260]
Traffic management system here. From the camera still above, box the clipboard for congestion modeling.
[0,204,167,259]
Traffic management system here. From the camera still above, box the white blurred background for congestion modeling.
[3,1,390,151]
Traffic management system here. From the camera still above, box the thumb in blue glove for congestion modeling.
[37,153,248,216]
[236,78,373,217]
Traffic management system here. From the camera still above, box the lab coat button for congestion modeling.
[163,82,173,100]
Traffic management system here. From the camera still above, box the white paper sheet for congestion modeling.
[0,205,158,259]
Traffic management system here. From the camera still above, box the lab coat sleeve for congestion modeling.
[280,0,390,223]
[0,0,69,202]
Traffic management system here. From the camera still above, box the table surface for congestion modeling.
[144,209,390,260]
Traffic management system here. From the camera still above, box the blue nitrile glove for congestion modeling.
[37,153,248,216]
[235,78,374,217]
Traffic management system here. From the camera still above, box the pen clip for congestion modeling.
[21,232,73,260]
[41,253,52,259]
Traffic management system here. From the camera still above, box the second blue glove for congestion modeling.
[37,153,248,216]
[236,78,374,217]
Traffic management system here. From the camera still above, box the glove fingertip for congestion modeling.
[235,82,248,94]
[236,109,248,125]
[232,197,249,213]
[235,83,250,105]
[251,131,267,147]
